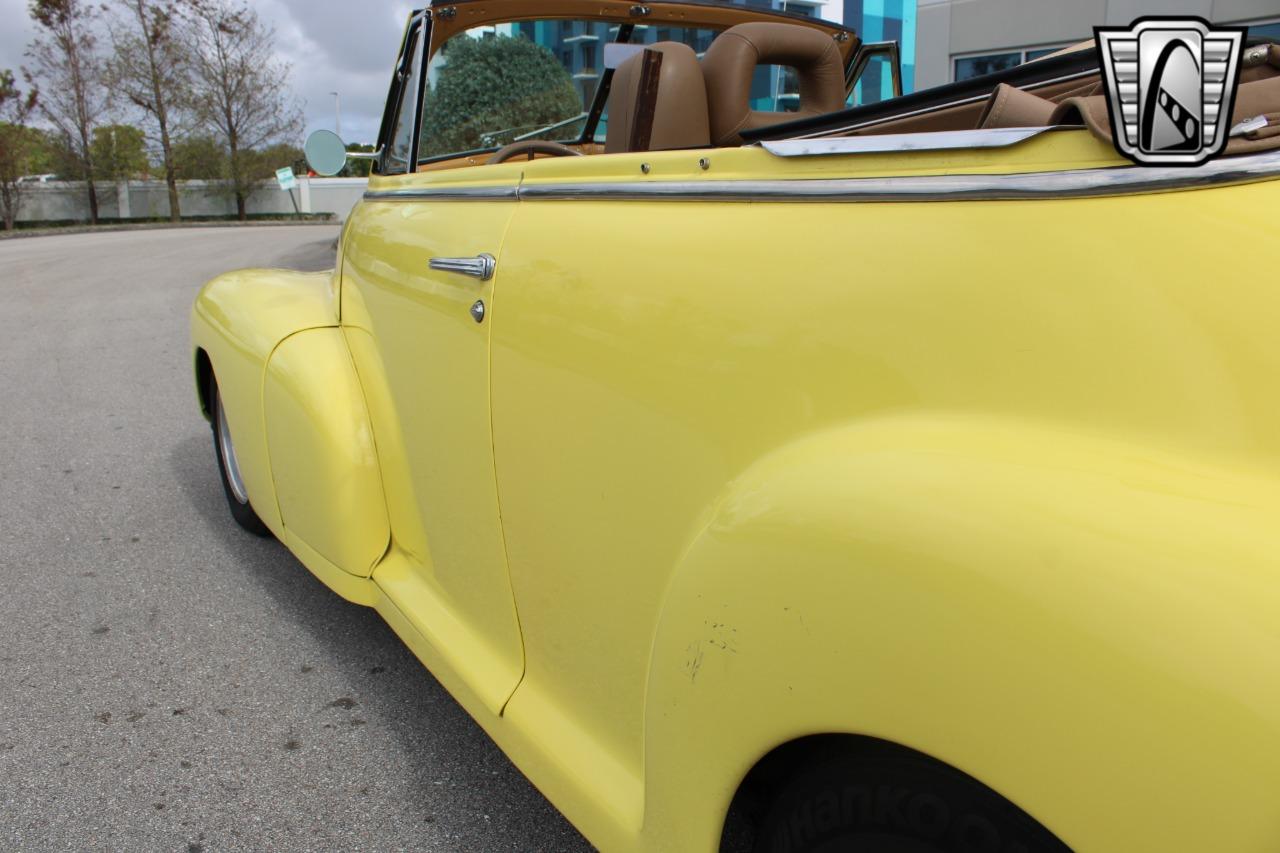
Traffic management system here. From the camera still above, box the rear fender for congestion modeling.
[641,415,1280,853]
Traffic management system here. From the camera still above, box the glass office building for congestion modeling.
[844,0,917,102]
[516,0,919,113]
[916,2,1278,88]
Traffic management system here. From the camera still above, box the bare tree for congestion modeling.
[0,70,39,231]
[187,0,302,221]
[25,0,108,224]
[106,0,191,221]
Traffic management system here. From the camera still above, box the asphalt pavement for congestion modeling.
[0,227,593,852]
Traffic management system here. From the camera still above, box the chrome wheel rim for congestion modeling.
[216,392,249,505]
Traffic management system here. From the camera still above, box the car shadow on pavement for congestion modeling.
[168,432,592,850]
[268,238,340,274]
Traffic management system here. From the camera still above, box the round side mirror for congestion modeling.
[305,129,350,177]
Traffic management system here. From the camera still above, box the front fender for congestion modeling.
[641,415,1280,852]
[190,267,340,537]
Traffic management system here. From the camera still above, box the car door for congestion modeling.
[340,17,525,714]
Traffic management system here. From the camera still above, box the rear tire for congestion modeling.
[211,379,271,537]
[753,742,1069,853]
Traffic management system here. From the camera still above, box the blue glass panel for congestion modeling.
[843,0,916,96]
[862,12,884,41]
[954,52,1020,81]
[883,16,902,44]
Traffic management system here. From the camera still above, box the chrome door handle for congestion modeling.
[429,253,496,282]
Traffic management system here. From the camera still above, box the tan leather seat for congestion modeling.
[975,83,1057,129]
[701,22,846,147]
[605,42,711,154]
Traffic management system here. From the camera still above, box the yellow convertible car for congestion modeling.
[191,2,1280,850]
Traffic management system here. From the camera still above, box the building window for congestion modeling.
[1024,47,1060,61]
[953,51,1019,81]
[1246,19,1280,39]
[953,46,1066,82]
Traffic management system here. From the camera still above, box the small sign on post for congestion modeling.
[276,166,301,219]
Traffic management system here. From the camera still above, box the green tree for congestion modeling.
[25,0,108,223]
[106,0,192,221]
[240,143,304,184]
[24,127,70,175]
[420,34,580,159]
[187,0,303,220]
[91,124,148,181]
[340,143,375,178]
[0,70,39,230]
[171,134,225,180]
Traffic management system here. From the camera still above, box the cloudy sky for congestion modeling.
[0,0,417,146]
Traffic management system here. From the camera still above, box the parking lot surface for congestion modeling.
[0,227,592,852]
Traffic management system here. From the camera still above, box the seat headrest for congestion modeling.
[605,42,710,154]
[701,23,846,147]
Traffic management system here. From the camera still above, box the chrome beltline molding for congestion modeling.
[760,127,1057,156]
[364,185,519,201]
[364,149,1280,204]
[520,150,1280,202]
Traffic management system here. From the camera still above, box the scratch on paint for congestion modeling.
[685,621,741,684]
[705,620,739,654]
[684,642,704,682]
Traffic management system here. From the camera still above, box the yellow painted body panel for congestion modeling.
[640,419,1280,852]
[194,128,1280,852]
[264,328,390,579]
[341,174,526,716]
[490,132,1280,851]
[283,527,380,607]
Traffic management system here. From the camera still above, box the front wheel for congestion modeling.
[211,380,271,537]
[753,743,1069,853]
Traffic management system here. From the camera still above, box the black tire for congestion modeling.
[210,379,271,537]
[753,743,1070,853]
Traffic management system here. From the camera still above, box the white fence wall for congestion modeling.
[15,177,368,224]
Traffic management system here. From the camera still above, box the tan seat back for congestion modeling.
[605,42,710,154]
[975,83,1057,129]
[701,22,846,147]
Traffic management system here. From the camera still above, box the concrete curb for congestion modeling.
[0,219,338,242]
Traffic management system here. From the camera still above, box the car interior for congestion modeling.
[406,10,1280,173]
[601,24,1280,157]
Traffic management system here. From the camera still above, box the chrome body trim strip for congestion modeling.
[364,185,519,201]
[360,150,1280,205]
[761,127,1056,157]
[517,150,1280,202]
[429,253,497,281]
